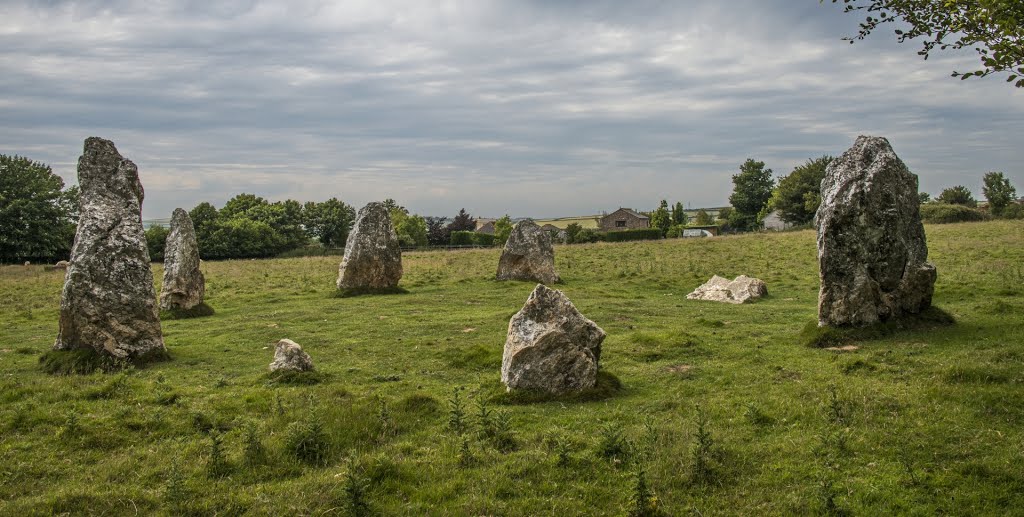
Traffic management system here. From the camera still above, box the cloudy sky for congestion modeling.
[2,0,1022,219]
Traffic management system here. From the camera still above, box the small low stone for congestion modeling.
[687,275,767,304]
[269,339,315,372]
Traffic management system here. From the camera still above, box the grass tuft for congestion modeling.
[265,369,326,385]
[160,302,216,320]
[490,370,624,405]
[39,347,169,375]
[332,286,409,298]
[801,306,956,348]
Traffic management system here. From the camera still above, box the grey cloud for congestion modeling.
[1,0,1021,219]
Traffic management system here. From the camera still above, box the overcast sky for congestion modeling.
[2,1,1022,219]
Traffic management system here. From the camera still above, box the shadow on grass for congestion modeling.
[160,302,215,320]
[39,347,170,375]
[487,370,624,405]
[800,306,956,348]
[331,286,409,298]
[264,369,327,386]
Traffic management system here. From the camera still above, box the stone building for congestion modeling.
[598,208,650,231]
[762,210,793,231]
[475,218,496,235]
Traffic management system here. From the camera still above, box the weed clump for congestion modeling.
[596,422,631,464]
[242,422,267,467]
[342,456,372,516]
[206,432,232,479]
[691,406,716,485]
[627,467,662,517]
[285,407,331,465]
[447,387,467,436]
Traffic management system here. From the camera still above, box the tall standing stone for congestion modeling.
[336,202,403,290]
[54,137,165,359]
[496,220,559,284]
[502,284,605,394]
[816,135,936,327]
[160,208,205,311]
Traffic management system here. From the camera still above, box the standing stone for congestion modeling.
[687,275,767,304]
[496,220,559,284]
[160,208,205,311]
[816,135,936,327]
[502,284,605,394]
[54,137,165,359]
[269,339,315,372]
[336,202,403,290]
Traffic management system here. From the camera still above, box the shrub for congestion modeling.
[450,231,475,246]
[574,228,600,243]
[601,228,663,242]
[920,203,987,224]
[473,233,496,246]
[1001,203,1024,220]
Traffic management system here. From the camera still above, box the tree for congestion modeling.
[982,171,1017,216]
[671,202,688,226]
[303,198,355,247]
[564,222,583,244]
[0,155,79,261]
[493,215,513,245]
[829,0,1024,86]
[220,193,267,219]
[425,216,450,245]
[768,155,833,226]
[447,208,475,233]
[918,191,931,204]
[693,209,715,226]
[649,200,672,236]
[728,159,775,231]
[145,225,170,262]
[391,209,428,247]
[937,185,978,207]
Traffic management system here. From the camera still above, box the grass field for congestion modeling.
[2,220,1023,515]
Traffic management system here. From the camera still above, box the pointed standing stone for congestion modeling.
[496,220,559,284]
[816,135,936,327]
[54,137,165,360]
[160,208,205,311]
[336,202,403,290]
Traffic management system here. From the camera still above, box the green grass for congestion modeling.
[1,220,1022,514]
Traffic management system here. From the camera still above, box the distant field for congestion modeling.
[1,221,1022,514]
[533,215,600,229]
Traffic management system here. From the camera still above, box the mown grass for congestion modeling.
[1,220,1022,515]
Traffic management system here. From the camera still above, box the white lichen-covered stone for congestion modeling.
[160,208,205,310]
[816,135,936,327]
[496,220,559,284]
[502,285,605,394]
[687,275,767,304]
[269,339,315,372]
[54,137,165,359]
[336,202,403,290]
